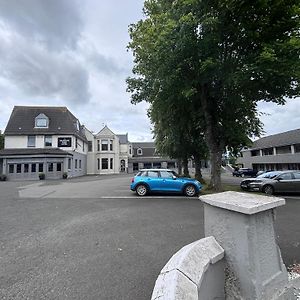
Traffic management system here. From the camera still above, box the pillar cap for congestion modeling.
[200,191,285,215]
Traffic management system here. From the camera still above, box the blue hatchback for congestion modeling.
[130,169,202,197]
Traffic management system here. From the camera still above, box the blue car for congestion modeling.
[130,169,202,197]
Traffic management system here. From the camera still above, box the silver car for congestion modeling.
[249,170,300,195]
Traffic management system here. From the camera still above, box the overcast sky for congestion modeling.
[0,0,299,141]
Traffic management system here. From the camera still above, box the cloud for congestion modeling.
[0,0,83,51]
[0,33,90,104]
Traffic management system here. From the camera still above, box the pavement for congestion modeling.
[0,173,299,300]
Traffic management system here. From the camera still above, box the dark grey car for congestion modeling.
[250,171,300,195]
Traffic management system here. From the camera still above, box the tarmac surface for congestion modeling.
[0,173,299,299]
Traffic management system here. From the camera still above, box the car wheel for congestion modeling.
[184,184,196,197]
[263,185,274,195]
[135,184,148,196]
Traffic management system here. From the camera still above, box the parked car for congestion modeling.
[130,169,202,197]
[232,168,258,177]
[240,171,283,191]
[248,170,300,195]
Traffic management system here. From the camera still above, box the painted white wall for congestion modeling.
[5,136,27,148]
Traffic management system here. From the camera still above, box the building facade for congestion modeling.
[0,106,178,180]
[236,128,300,171]
[0,106,88,180]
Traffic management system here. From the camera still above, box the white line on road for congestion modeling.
[99,196,188,199]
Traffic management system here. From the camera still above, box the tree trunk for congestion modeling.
[177,160,182,175]
[183,158,190,177]
[194,155,204,183]
[200,85,224,191]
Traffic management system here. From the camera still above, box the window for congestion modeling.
[31,164,36,173]
[68,159,71,170]
[88,141,93,152]
[251,150,260,156]
[39,163,43,172]
[79,160,81,169]
[83,142,85,152]
[97,158,100,170]
[102,158,108,169]
[35,113,48,128]
[17,164,22,173]
[276,145,291,155]
[24,164,29,173]
[143,162,151,169]
[27,135,36,147]
[277,173,293,180]
[137,148,143,155]
[110,140,113,151]
[153,162,161,168]
[110,158,113,169]
[129,146,132,155]
[133,163,139,171]
[160,171,174,178]
[294,144,300,153]
[97,140,100,151]
[44,135,52,147]
[101,140,108,151]
[148,171,159,178]
[48,163,54,172]
[57,163,62,172]
[262,148,273,156]
[75,138,78,149]
[293,172,300,179]
[75,159,78,169]
[9,165,14,173]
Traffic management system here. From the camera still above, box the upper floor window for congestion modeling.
[44,135,52,147]
[110,140,113,151]
[262,148,273,156]
[88,141,93,152]
[137,148,143,155]
[276,145,291,155]
[35,113,49,128]
[294,144,300,153]
[27,135,36,147]
[101,140,108,151]
[251,150,260,157]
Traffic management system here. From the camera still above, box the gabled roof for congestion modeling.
[249,128,300,150]
[96,125,115,136]
[4,106,87,141]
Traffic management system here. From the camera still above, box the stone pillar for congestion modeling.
[200,191,294,300]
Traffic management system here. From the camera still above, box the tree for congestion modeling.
[127,0,300,191]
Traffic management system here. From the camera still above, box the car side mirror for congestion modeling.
[172,175,177,180]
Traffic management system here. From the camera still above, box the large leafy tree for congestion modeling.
[127,0,300,191]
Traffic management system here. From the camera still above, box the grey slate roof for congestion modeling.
[132,142,155,148]
[4,106,87,141]
[0,148,72,157]
[250,128,300,150]
[117,134,128,144]
[132,142,158,157]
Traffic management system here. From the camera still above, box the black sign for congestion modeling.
[58,137,72,147]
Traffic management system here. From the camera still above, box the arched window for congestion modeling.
[137,148,143,155]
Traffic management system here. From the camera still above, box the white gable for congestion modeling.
[96,125,115,137]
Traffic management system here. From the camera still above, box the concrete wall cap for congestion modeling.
[160,237,224,286]
[200,191,285,215]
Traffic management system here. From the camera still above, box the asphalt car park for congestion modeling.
[0,174,299,300]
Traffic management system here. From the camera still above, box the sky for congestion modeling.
[0,0,299,141]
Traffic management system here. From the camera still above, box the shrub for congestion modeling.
[0,174,7,181]
[62,172,68,179]
[39,173,45,180]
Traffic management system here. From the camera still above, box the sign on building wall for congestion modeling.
[58,137,72,147]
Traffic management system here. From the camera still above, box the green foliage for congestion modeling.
[127,0,300,190]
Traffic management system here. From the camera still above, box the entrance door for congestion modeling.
[120,160,125,172]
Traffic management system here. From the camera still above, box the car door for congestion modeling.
[273,172,294,193]
[159,170,182,192]
[291,172,300,193]
[145,170,161,191]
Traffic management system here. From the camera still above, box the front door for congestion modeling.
[120,160,125,172]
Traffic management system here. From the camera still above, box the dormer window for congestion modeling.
[35,113,49,128]
[137,148,143,155]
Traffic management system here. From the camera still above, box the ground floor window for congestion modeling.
[9,165,14,173]
[57,163,62,172]
[75,159,78,169]
[110,158,113,169]
[24,164,29,173]
[97,158,100,170]
[102,158,108,169]
[153,162,161,168]
[39,163,43,173]
[79,160,81,169]
[31,164,36,173]
[143,162,152,169]
[133,163,139,171]
[167,162,176,169]
[68,159,71,170]
[17,164,21,173]
[48,163,54,172]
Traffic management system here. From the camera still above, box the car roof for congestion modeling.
[139,168,173,172]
